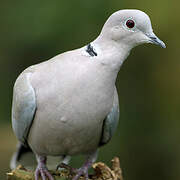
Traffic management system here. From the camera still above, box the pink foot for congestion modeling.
[72,166,89,180]
[72,151,98,180]
[56,163,77,174]
[35,155,54,180]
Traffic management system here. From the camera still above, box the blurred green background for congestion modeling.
[0,0,179,179]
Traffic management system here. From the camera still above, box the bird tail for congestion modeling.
[10,142,36,170]
[10,142,68,170]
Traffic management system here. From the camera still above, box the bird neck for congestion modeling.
[92,35,131,72]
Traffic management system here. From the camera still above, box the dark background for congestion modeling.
[0,0,179,179]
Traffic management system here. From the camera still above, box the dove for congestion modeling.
[11,9,165,180]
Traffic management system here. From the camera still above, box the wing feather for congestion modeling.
[12,71,36,145]
[99,87,119,146]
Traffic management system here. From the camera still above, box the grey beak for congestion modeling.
[146,33,166,48]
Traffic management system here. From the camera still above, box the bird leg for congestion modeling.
[35,155,54,180]
[72,150,98,180]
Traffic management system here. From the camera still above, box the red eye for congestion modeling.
[126,19,135,28]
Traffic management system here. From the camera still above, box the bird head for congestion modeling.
[100,9,166,49]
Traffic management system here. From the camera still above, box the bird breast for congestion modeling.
[27,57,115,156]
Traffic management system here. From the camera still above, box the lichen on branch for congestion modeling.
[7,157,123,180]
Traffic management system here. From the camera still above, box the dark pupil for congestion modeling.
[126,20,135,28]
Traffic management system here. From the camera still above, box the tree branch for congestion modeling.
[7,157,123,180]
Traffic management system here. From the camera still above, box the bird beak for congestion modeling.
[146,32,166,48]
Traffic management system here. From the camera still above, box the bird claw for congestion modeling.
[35,166,54,180]
[72,166,89,180]
[56,163,90,180]
[56,163,77,175]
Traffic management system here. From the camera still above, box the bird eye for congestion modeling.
[126,19,135,29]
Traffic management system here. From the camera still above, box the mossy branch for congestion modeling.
[7,157,123,180]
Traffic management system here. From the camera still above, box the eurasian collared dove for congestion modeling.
[11,9,165,180]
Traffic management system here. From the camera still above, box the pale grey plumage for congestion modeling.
[27,50,117,156]
[100,88,119,145]
[12,69,36,145]
[11,9,165,180]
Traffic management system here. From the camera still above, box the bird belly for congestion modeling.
[27,60,115,156]
[28,81,114,156]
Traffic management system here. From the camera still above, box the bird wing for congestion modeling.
[99,87,119,146]
[12,69,36,145]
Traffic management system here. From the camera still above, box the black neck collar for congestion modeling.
[86,43,97,57]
